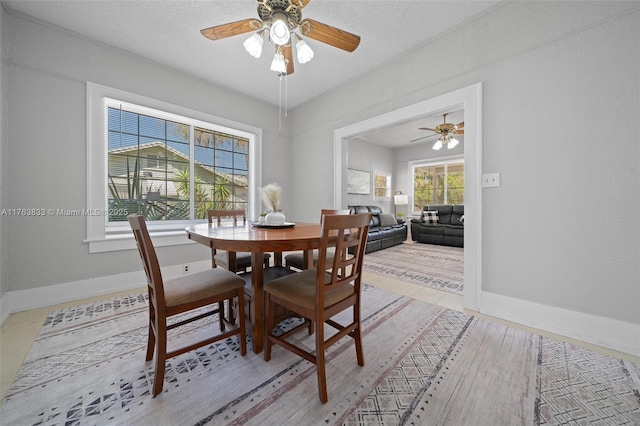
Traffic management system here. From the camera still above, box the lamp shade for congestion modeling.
[295,37,314,64]
[270,50,287,73]
[394,194,409,205]
[243,32,263,58]
[447,137,459,149]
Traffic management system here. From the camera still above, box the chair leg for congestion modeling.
[227,298,236,326]
[315,319,328,403]
[145,321,155,361]
[218,301,225,331]
[354,325,364,367]
[354,309,364,366]
[237,292,247,356]
[263,293,273,362]
[152,323,167,397]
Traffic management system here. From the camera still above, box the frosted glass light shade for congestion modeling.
[447,137,459,149]
[243,33,263,58]
[270,13,290,45]
[295,37,314,64]
[270,51,287,73]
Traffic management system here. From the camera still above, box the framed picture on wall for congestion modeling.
[347,169,371,194]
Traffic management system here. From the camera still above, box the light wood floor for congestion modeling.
[1,270,637,401]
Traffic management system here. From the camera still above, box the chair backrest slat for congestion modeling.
[207,209,246,227]
[316,213,371,296]
[320,208,350,218]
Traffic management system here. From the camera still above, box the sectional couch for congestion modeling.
[411,204,464,247]
[348,205,407,253]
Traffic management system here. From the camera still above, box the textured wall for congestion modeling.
[0,5,7,297]
[3,12,289,292]
[288,2,640,325]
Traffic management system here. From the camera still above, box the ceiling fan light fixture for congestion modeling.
[294,34,314,64]
[270,12,290,46]
[432,139,443,150]
[243,31,264,58]
[270,48,287,73]
[447,137,459,149]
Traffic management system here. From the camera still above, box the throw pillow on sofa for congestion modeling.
[379,213,398,227]
[422,210,439,224]
[459,215,465,225]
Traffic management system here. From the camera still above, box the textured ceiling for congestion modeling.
[4,1,496,147]
[4,0,498,108]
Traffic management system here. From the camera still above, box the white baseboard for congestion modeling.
[479,291,640,358]
[0,260,211,326]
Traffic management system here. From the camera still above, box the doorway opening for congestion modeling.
[333,83,483,310]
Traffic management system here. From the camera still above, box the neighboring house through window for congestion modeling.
[87,83,262,253]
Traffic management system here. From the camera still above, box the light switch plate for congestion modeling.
[482,173,500,188]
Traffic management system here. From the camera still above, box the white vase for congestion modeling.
[265,210,285,225]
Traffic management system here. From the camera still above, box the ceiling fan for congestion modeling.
[200,0,361,75]
[412,113,464,150]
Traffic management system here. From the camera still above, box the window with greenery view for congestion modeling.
[413,160,464,211]
[107,102,249,223]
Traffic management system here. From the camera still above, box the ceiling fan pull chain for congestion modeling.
[278,74,282,131]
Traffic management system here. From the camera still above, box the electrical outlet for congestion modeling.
[183,265,189,274]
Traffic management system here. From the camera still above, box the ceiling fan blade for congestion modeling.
[419,127,438,132]
[283,44,295,75]
[291,0,311,8]
[455,129,464,135]
[456,121,464,128]
[410,134,438,143]
[299,19,361,52]
[200,19,262,41]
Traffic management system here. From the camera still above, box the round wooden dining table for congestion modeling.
[185,221,322,353]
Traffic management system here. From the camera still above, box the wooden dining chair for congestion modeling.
[284,209,350,271]
[128,214,247,397]
[207,209,271,273]
[264,212,371,403]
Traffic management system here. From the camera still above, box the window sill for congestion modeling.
[86,230,194,253]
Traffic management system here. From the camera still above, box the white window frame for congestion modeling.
[409,155,464,215]
[86,82,262,253]
[372,170,392,201]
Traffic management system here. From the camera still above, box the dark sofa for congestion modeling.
[348,205,407,253]
[411,204,464,247]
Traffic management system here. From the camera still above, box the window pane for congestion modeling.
[139,114,165,139]
[167,121,189,143]
[233,152,248,170]
[446,163,464,204]
[215,150,233,168]
[122,110,138,134]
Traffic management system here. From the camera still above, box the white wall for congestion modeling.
[288,2,639,351]
[0,4,7,297]
[346,138,394,211]
[1,11,289,299]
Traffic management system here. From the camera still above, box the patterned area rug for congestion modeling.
[1,287,639,425]
[363,243,464,295]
